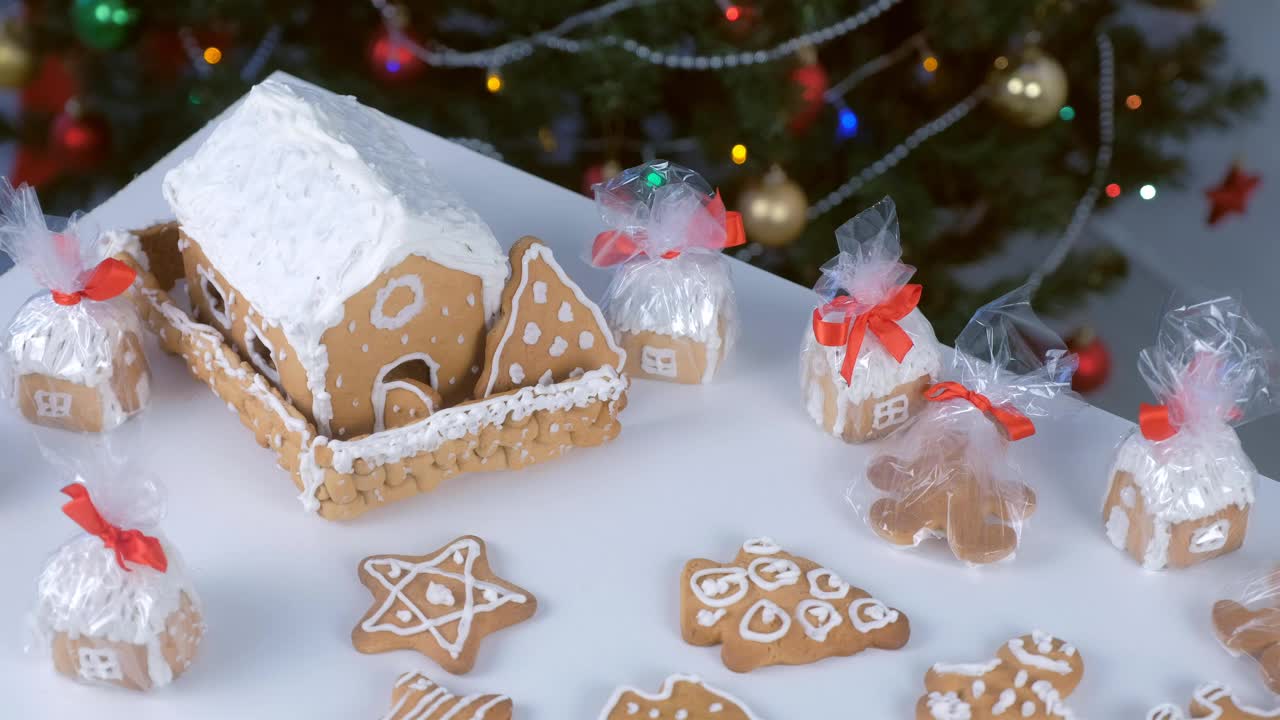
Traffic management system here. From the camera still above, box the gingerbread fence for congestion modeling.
[111,225,628,521]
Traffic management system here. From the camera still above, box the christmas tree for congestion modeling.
[0,0,1263,337]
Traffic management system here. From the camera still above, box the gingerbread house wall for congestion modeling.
[1103,470,1250,570]
[180,233,490,438]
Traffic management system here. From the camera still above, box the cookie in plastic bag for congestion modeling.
[0,181,149,433]
[1213,568,1280,696]
[847,285,1076,565]
[28,471,203,691]
[1102,296,1278,571]
[801,197,943,443]
[591,160,743,384]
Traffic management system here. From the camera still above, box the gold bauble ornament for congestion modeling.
[0,22,33,89]
[739,165,808,248]
[987,47,1068,128]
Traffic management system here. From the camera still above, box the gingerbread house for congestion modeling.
[1103,428,1254,571]
[112,75,628,520]
[30,535,204,691]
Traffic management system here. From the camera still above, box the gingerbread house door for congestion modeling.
[372,353,441,432]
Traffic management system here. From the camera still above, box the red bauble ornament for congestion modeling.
[51,109,110,171]
[369,26,426,83]
[788,62,829,134]
[1205,163,1261,226]
[1067,327,1111,393]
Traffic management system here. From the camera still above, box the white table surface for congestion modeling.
[1,72,1277,719]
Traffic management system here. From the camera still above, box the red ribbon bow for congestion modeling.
[925,381,1037,441]
[591,191,746,267]
[60,484,168,573]
[811,284,921,385]
[50,258,137,306]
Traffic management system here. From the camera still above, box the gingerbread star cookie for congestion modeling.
[681,537,909,673]
[598,674,759,720]
[1148,682,1280,720]
[352,535,536,675]
[1214,598,1280,693]
[917,631,1083,720]
[381,670,513,719]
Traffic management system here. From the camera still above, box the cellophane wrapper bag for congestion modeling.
[592,160,738,384]
[846,285,1076,566]
[1102,296,1278,571]
[1212,568,1280,694]
[0,181,150,433]
[27,464,204,691]
[800,197,943,443]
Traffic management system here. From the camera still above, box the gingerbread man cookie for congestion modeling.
[917,631,1083,720]
[1148,682,1280,720]
[1214,599,1280,693]
[681,537,909,673]
[352,536,536,675]
[866,430,1037,565]
[597,674,759,720]
[381,671,513,719]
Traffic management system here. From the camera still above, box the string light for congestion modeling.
[724,5,741,21]
[1139,184,1157,200]
[731,143,748,164]
[1105,183,1121,198]
[644,170,666,186]
[1125,94,1142,110]
[922,56,939,73]
[203,47,222,65]
[1059,105,1075,121]
[485,70,503,93]
[837,107,859,138]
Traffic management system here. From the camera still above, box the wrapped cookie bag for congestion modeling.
[801,197,943,443]
[846,286,1076,565]
[1212,568,1280,696]
[1102,296,1277,571]
[27,468,204,691]
[591,160,743,384]
[0,180,149,433]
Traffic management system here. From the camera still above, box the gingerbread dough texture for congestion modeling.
[681,537,909,673]
[1148,682,1280,720]
[381,670,512,719]
[917,631,1083,720]
[352,535,536,675]
[598,674,759,720]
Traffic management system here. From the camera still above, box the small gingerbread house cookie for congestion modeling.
[592,161,743,384]
[801,198,941,443]
[1101,296,1277,571]
[0,186,149,433]
[30,485,203,691]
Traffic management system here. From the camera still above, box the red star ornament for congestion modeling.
[1205,164,1261,226]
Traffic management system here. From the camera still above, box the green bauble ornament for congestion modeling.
[70,0,140,51]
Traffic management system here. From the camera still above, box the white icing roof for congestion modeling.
[162,78,508,346]
[30,535,197,645]
[603,253,734,343]
[5,294,134,385]
[819,308,942,404]
[1111,427,1257,522]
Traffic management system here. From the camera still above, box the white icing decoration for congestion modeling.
[1190,519,1231,554]
[741,537,780,555]
[1105,506,1130,551]
[1193,683,1280,718]
[1120,486,1136,508]
[933,659,1002,676]
[973,680,985,698]
[533,281,548,304]
[580,331,595,349]
[509,364,525,384]
[696,608,726,627]
[372,353,440,433]
[1015,669,1028,687]
[1008,633,1072,674]
[359,538,528,661]
[640,345,677,377]
[558,301,574,322]
[739,598,790,643]
[795,599,842,642]
[523,322,542,345]
[467,293,476,307]
[383,671,510,719]
[77,647,123,683]
[243,321,280,385]
[549,336,568,357]
[747,557,801,591]
[992,689,1017,714]
[596,675,760,720]
[689,567,749,608]
[848,597,899,633]
[370,275,426,331]
[538,369,554,386]
[426,581,456,607]
[926,692,972,720]
[195,264,233,329]
[871,393,911,431]
[806,568,850,600]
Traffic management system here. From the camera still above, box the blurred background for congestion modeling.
[0,0,1276,470]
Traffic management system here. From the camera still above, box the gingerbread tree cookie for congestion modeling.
[917,631,1083,720]
[1214,597,1280,694]
[1149,683,1280,720]
[598,674,759,720]
[681,537,909,673]
[476,237,625,398]
[352,535,536,675]
[382,670,512,719]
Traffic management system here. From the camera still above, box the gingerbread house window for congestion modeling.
[872,394,910,431]
[77,647,122,682]
[370,275,426,330]
[640,346,678,378]
[196,265,231,329]
[33,390,72,418]
[1190,519,1231,554]
[244,323,281,385]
